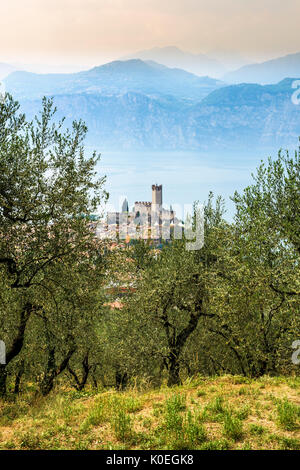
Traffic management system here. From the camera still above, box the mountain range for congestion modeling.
[3,59,300,151]
[4,59,223,105]
[2,47,300,84]
[224,51,300,84]
[0,47,250,81]
[122,46,227,78]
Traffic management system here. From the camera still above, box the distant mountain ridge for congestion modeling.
[121,46,227,78]
[13,75,300,151]
[4,59,224,104]
[3,58,300,151]
[224,52,300,84]
[184,78,300,150]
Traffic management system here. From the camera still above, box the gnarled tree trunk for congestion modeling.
[0,303,32,397]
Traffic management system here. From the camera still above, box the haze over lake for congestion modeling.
[96,149,274,220]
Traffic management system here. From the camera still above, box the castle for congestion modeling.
[106,184,177,240]
[133,185,174,224]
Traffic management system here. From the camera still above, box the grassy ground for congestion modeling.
[0,375,299,450]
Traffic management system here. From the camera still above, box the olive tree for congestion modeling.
[0,94,106,395]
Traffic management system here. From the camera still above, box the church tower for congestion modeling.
[152,184,162,207]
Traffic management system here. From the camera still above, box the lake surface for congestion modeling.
[93,149,277,220]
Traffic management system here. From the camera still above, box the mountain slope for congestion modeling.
[19,91,184,150]
[121,46,226,78]
[184,78,300,149]
[16,79,300,151]
[224,52,300,84]
[4,59,224,104]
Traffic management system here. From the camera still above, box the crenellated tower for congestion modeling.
[152,184,162,207]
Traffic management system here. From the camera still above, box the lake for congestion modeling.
[93,148,278,220]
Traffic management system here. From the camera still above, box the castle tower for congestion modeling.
[152,184,162,207]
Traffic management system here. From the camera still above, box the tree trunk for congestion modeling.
[40,345,76,396]
[115,369,128,390]
[14,360,25,394]
[92,374,98,389]
[167,353,181,386]
[67,353,91,391]
[39,347,56,396]
[0,303,32,397]
[0,364,7,397]
[162,290,206,388]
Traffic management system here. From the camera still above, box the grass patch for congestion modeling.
[112,409,134,442]
[276,398,299,431]
[223,412,244,441]
[0,376,299,450]
[249,424,265,436]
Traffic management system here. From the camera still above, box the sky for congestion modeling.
[1,0,300,70]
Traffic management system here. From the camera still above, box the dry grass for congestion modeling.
[0,375,299,450]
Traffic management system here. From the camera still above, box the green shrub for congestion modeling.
[19,431,42,450]
[205,395,227,421]
[236,405,250,420]
[209,396,225,414]
[166,411,207,450]
[278,437,300,450]
[223,412,243,441]
[112,409,133,442]
[276,399,299,431]
[249,424,265,436]
[80,401,105,431]
[165,404,183,438]
[183,411,207,447]
[123,396,143,413]
[165,394,186,413]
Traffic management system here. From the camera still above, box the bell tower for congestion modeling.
[152,184,162,207]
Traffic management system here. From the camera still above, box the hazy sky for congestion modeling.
[1,0,300,68]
